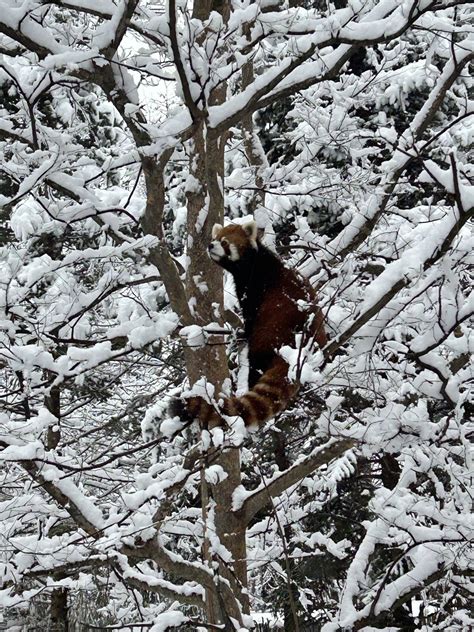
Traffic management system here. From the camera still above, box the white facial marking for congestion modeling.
[229,243,240,261]
[208,240,226,261]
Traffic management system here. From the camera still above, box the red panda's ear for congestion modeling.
[212,223,223,239]
[242,220,257,241]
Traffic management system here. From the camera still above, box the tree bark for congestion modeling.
[50,587,69,632]
[184,119,248,628]
[180,1,247,624]
[240,38,267,217]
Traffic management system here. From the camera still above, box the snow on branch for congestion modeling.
[323,191,473,363]
[236,438,355,523]
[329,38,474,260]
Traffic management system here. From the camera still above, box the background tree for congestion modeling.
[0,1,472,630]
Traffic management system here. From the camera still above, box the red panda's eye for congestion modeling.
[221,238,229,247]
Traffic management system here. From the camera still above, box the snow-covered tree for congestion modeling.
[0,0,472,630]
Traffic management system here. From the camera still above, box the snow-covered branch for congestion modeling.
[237,438,355,524]
[328,39,474,260]
[1,0,472,628]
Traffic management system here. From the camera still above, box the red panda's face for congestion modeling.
[208,221,258,265]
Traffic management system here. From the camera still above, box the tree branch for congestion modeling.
[141,155,194,325]
[210,1,453,134]
[323,198,473,364]
[328,44,474,261]
[120,540,241,617]
[100,0,140,59]
[168,0,201,121]
[353,565,448,630]
[240,438,355,524]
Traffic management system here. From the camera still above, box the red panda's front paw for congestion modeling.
[168,397,193,422]
[168,395,223,427]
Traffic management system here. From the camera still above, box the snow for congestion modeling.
[160,417,184,438]
[179,324,206,348]
[127,315,179,348]
[1,0,472,628]
[204,464,228,484]
[0,440,43,461]
[149,612,188,632]
[42,465,105,529]
[10,201,44,240]
[184,174,201,193]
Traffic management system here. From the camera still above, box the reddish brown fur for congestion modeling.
[212,224,255,259]
[179,222,327,428]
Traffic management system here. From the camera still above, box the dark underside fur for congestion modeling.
[221,243,325,387]
[174,235,327,428]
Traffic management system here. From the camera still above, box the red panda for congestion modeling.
[175,220,327,428]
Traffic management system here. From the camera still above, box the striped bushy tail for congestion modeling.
[171,357,298,428]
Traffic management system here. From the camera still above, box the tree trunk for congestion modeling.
[184,77,248,628]
[50,587,69,632]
